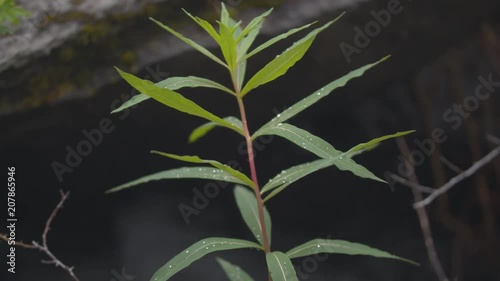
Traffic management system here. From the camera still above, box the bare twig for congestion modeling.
[0,233,35,249]
[440,156,463,174]
[415,145,500,208]
[396,138,450,281]
[388,173,435,194]
[0,190,79,281]
[487,134,500,145]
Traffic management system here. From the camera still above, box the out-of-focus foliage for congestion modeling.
[0,0,30,34]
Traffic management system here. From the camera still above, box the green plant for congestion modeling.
[0,0,29,34]
[109,5,416,281]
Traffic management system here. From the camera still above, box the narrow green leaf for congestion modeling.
[115,68,243,136]
[216,257,255,281]
[266,252,298,281]
[236,57,247,91]
[252,123,342,159]
[150,238,263,281]
[182,9,221,44]
[241,20,337,97]
[114,77,230,114]
[231,21,243,33]
[262,184,289,203]
[348,143,381,158]
[253,56,390,136]
[242,35,314,96]
[220,2,230,26]
[261,159,332,194]
[188,117,243,143]
[156,76,235,95]
[105,167,246,194]
[111,93,149,114]
[286,239,418,265]
[219,21,238,71]
[234,185,272,247]
[112,75,234,114]
[234,11,271,90]
[236,8,273,45]
[238,20,263,59]
[150,17,227,68]
[230,18,243,38]
[261,156,384,199]
[334,157,385,183]
[243,21,316,61]
[256,123,384,198]
[345,130,416,157]
[151,151,255,189]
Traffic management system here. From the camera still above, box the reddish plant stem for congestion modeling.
[232,69,271,281]
[236,96,271,253]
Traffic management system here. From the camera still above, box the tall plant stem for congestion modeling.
[232,73,271,254]
[236,95,271,253]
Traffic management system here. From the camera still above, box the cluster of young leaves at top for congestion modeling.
[0,0,30,34]
[109,4,416,281]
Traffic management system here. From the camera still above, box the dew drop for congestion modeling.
[339,156,343,160]
[185,250,189,253]
[317,245,321,248]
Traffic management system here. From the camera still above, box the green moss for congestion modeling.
[2,1,291,115]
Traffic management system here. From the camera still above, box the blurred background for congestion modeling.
[1,0,500,280]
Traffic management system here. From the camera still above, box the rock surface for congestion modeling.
[0,0,499,116]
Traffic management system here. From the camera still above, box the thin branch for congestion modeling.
[440,156,463,174]
[396,138,450,281]
[415,145,500,208]
[0,233,35,249]
[487,134,500,145]
[388,173,435,194]
[0,190,79,281]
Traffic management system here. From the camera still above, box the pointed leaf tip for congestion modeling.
[286,238,418,266]
[150,238,262,281]
[216,257,255,281]
[266,252,298,281]
[151,151,255,188]
[234,185,272,247]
